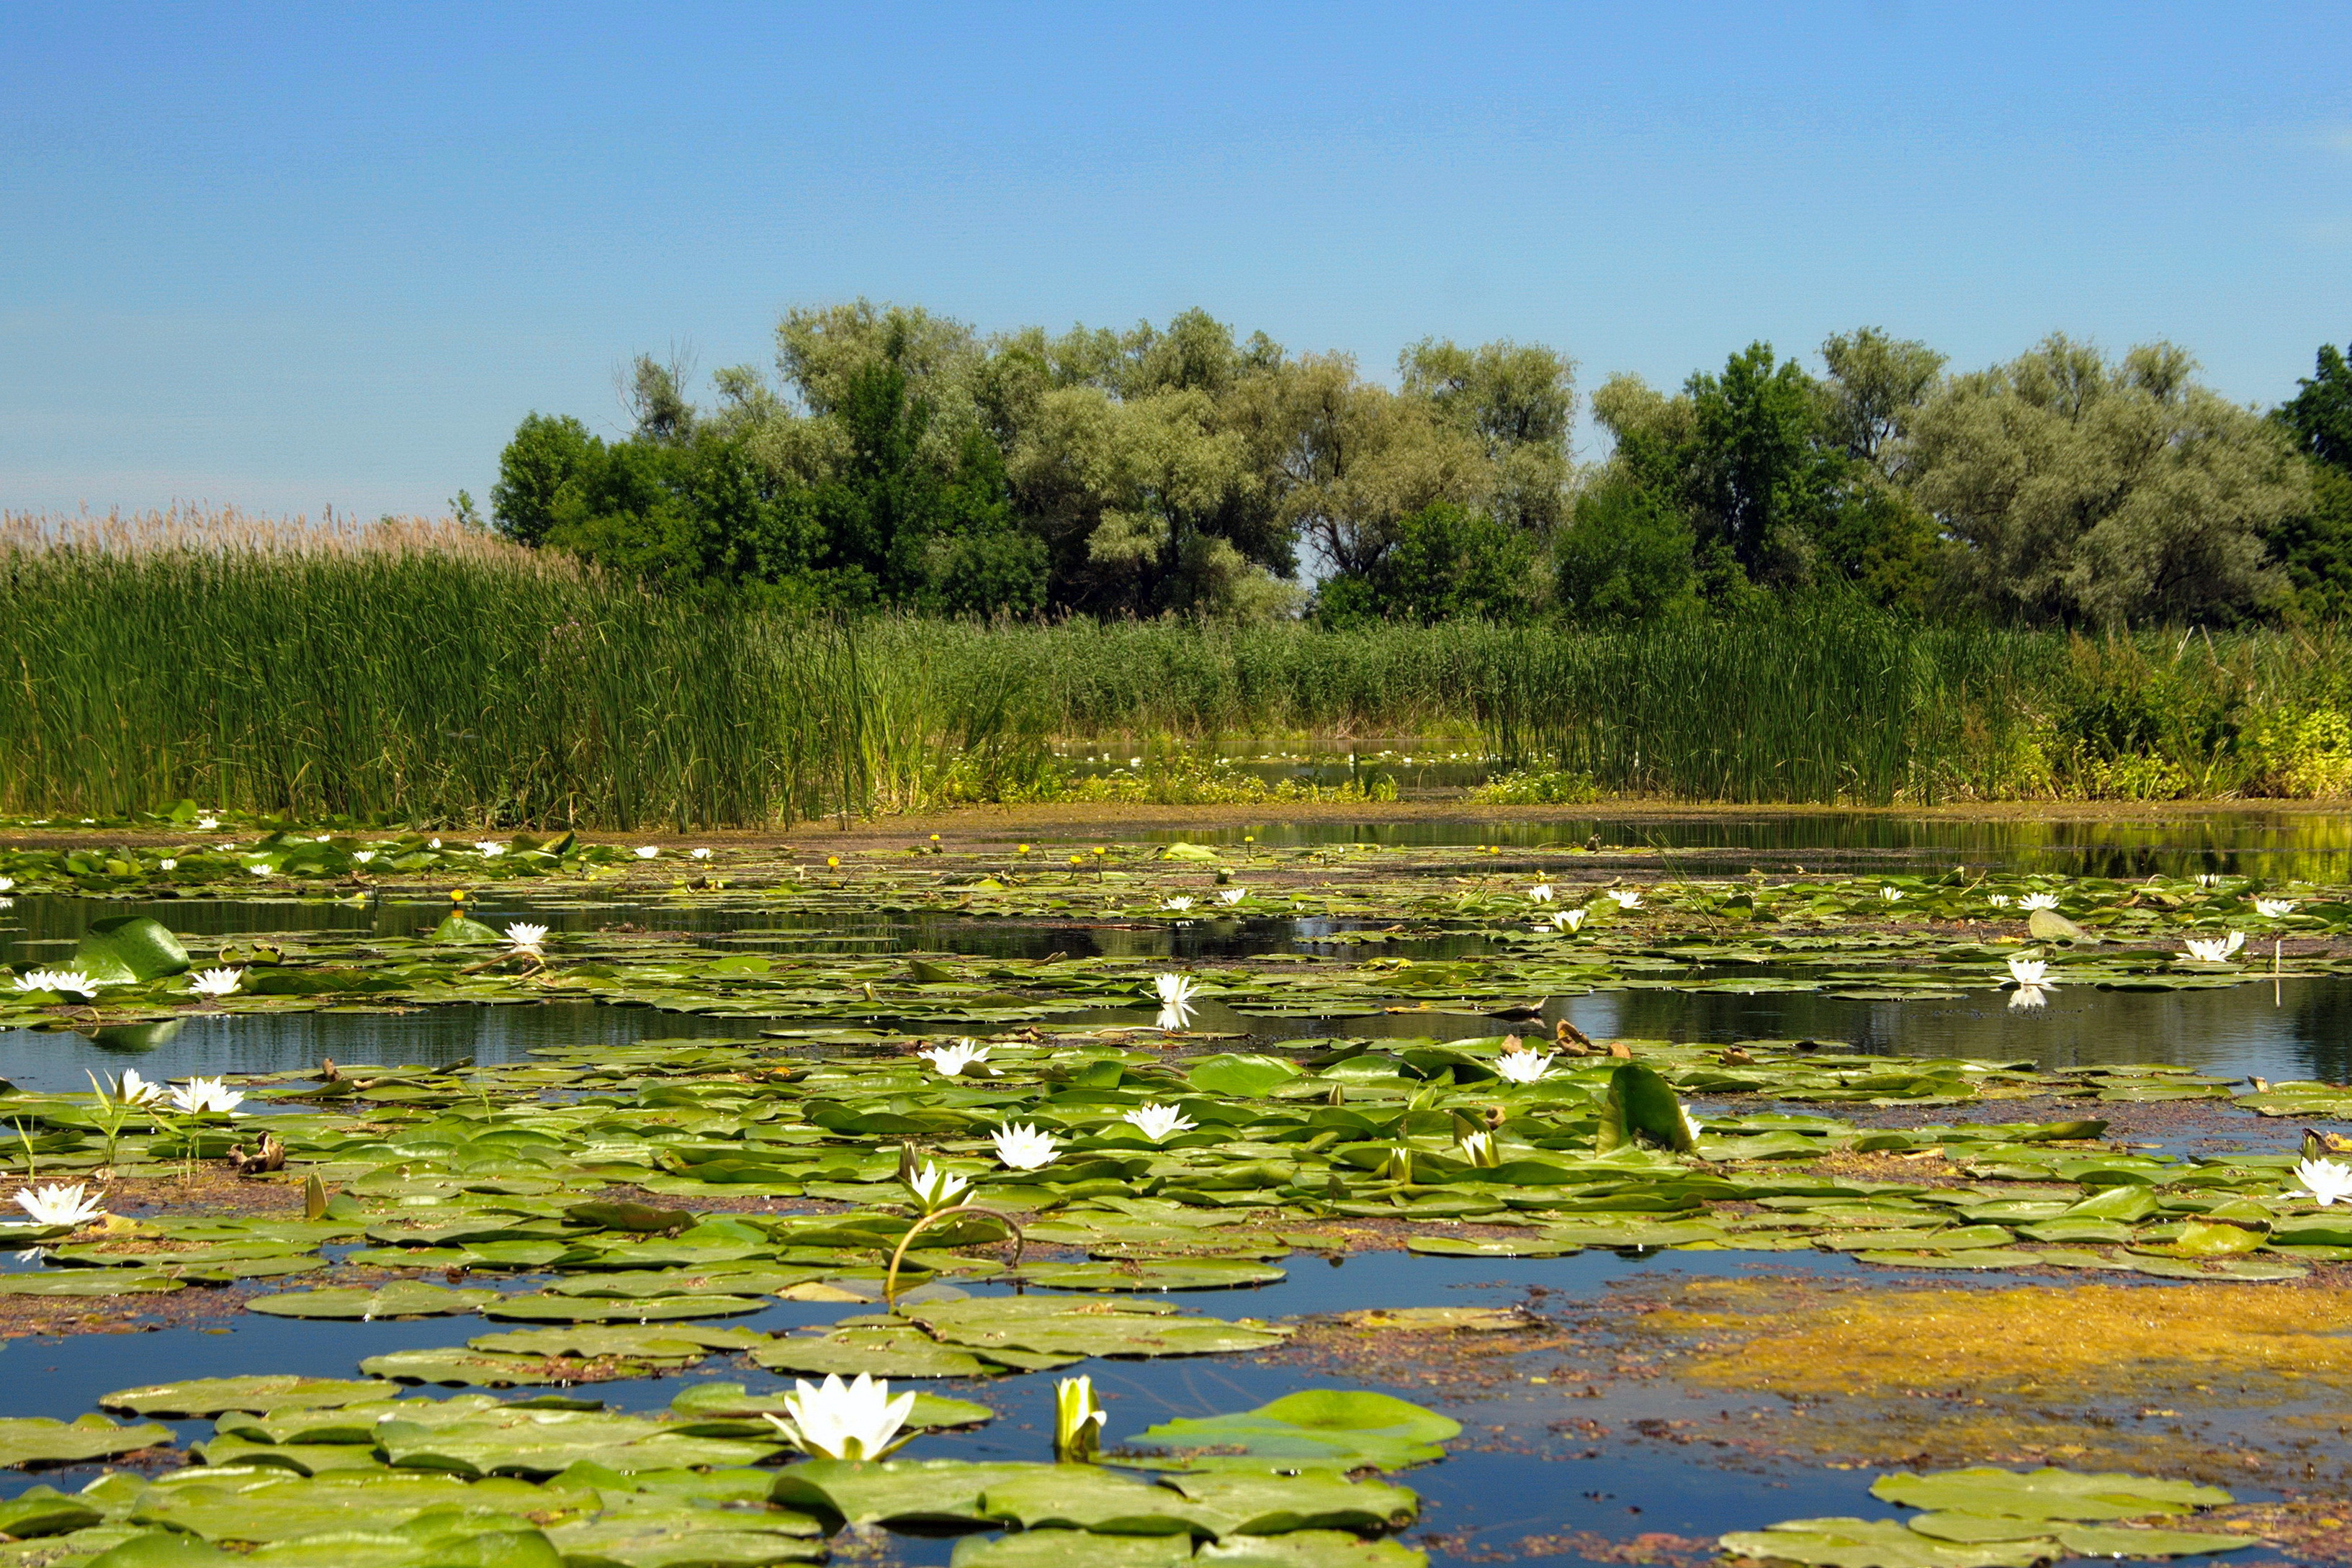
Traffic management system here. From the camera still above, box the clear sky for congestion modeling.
[4,2,2348,520]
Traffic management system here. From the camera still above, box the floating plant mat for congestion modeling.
[1722,1465,2250,1567]
[4,857,2348,1036]
[0,1382,1440,1567]
[0,1030,2343,1323]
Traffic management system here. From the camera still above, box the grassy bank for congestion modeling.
[4,511,2349,825]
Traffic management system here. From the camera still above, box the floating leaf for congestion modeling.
[1870,1467,2234,1520]
[1123,1389,1459,1473]
[74,916,192,983]
[247,1283,498,1320]
[0,1415,171,1468]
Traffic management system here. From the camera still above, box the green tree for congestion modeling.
[1908,335,2306,624]
[490,414,601,546]
[1554,479,1697,622]
[2269,343,2352,621]
[1314,502,1536,626]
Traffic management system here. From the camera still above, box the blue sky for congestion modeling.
[4,3,2348,519]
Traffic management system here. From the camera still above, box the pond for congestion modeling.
[0,819,2343,1567]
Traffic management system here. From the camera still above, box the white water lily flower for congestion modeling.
[11,1184,106,1229]
[170,1077,244,1115]
[1527,884,1555,903]
[1162,896,1195,914]
[14,969,96,998]
[1457,1130,1494,1166]
[2196,873,2222,888]
[1986,893,2012,909]
[196,816,220,831]
[1123,1103,1197,1143]
[917,1040,995,1078]
[902,1160,970,1215]
[1216,887,1247,906]
[244,864,271,878]
[1494,1050,1556,1084]
[690,847,712,860]
[2006,955,2053,988]
[2254,897,2297,919]
[2007,984,2050,1011]
[2181,933,2245,963]
[634,846,660,860]
[0,878,14,893]
[1153,973,1199,1032]
[474,840,506,857]
[1880,886,1903,903]
[2294,1156,2352,1207]
[1610,889,1643,909]
[1054,1375,1108,1461]
[992,1122,1060,1171]
[763,1374,916,1461]
[2019,892,2060,911]
[428,837,441,849]
[188,968,243,999]
[156,859,176,871]
[115,1069,165,1107]
[351,850,376,864]
[503,922,549,955]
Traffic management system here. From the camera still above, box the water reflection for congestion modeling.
[1139,808,2352,880]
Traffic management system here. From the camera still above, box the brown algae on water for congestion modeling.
[1628,1275,2352,1483]
[1651,1278,2352,1400]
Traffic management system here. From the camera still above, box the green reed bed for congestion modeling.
[5,513,2351,821]
[0,525,859,829]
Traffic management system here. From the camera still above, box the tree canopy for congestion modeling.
[491,303,2352,628]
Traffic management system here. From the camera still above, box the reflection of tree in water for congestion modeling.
[1561,976,2352,1082]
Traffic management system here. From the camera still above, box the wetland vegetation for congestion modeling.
[1,821,2351,1566]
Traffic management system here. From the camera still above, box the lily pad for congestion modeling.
[1719,1518,2054,1568]
[1870,1467,2233,1520]
[751,1329,1008,1379]
[247,1283,499,1320]
[0,1415,171,1468]
[1123,1390,1459,1474]
[1186,1056,1302,1099]
[908,1296,1292,1360]
[75,916,192,983]
[103,1377,398,1418]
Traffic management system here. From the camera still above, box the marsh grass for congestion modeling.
[4,510,2348,821]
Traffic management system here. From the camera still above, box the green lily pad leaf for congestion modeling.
[84,1534,236,1567]
[0,1486,104,1538]
[2027,908,2096,945]
[190,1437,390,1476]
[974,1467,1206,1534]
[358,1350,624,1388]
[768,1459,1041,1528]
[480,1293,770,1323]
[429,914,505,945]
[1161,1472,1420,1535]
[1719,1518,2053,1568]
[1185,1055,1301,1099]
[0,1271,184,1297]
[103,1377,397,1418]
[1870,1467,2233,1520]
[949,1532,1195,1568]
[75,916,192,983]
[751,1330,1007,1379]
[1017,1261,1287,1292]
[248,1283,498,1320]
[908,1296,1292,1360]
[465,1324,767,1364]
[542,1508,829,1567]
[1402,1236,1568,1258]
[375,1408,782,1478]
[563,1202,694,1234]
[2158,1221,2268,1257]
[1193,1533,1434,1567]
[1597,1063,1695,1154]
[0,1415,172,1468]
[1123,1390,1459,1474]
[129,1471,554,1541]
[2052,1526,2255,1557]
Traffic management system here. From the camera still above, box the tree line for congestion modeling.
[488,302,2352,626]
